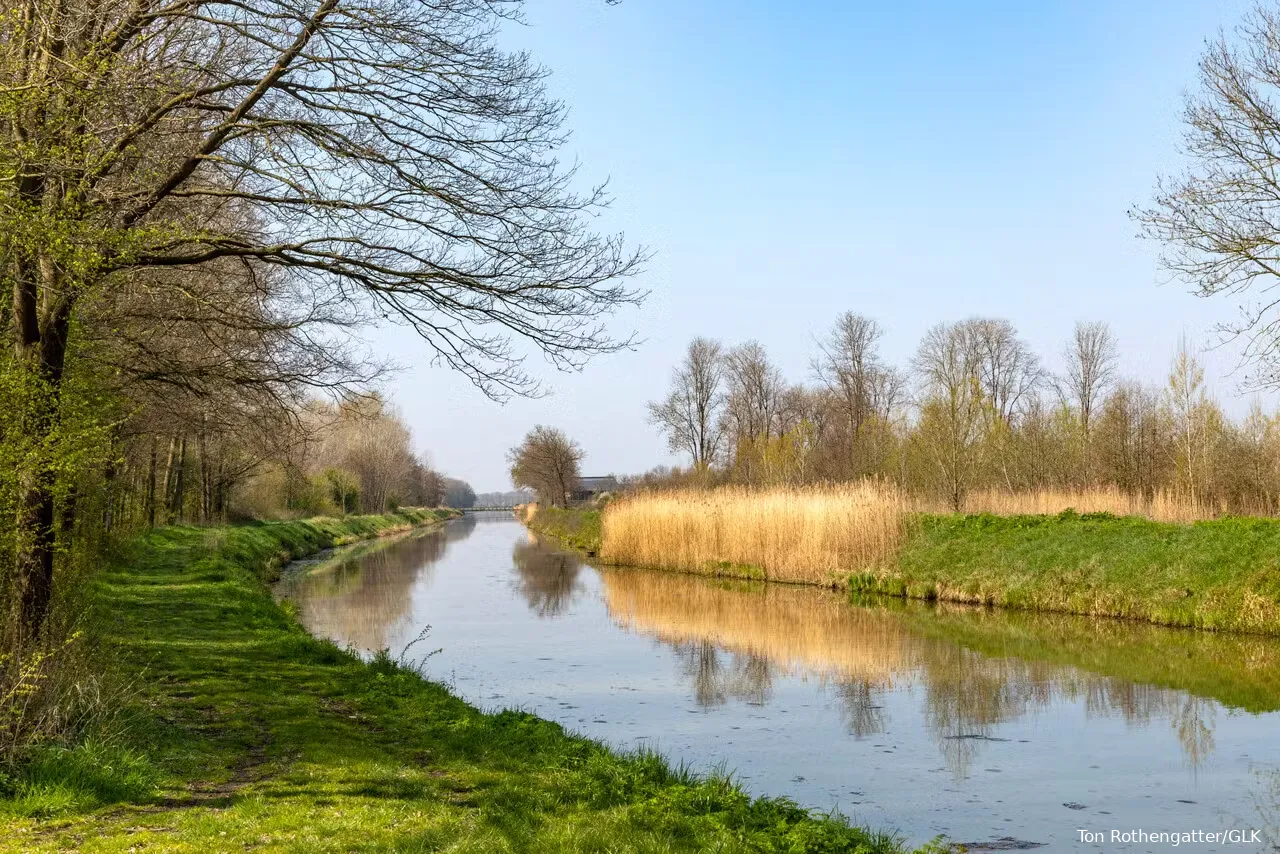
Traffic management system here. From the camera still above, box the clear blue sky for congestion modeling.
[379,0,1265,492]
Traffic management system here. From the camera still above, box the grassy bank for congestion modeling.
[853,512,1280,634]
[0,510,919,853]
[523,505,603,555]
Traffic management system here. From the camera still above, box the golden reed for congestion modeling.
[600,483,908,584]
[925,486,1220,524]
[598,484,1238,583]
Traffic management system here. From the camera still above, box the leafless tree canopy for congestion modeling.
[723,341,783,444]
[508,425,582,508]
[968,318,1041,423]
[912,321,988,510]
[812,313,905,476]
[1057,321,1118,438]
[1136,5,1280,387]
[647,337,724,471]
[5,0,644,397]
[641,315,1280,517]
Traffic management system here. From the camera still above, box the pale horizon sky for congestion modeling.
[375,0,1272,493]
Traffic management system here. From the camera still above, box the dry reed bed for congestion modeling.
[937,487,1219,524]
[600,484,907,585]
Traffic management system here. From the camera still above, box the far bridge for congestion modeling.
[462,506,517,512]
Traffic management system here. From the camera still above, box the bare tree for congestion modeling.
[722,341,784,483]
[1166,337,1216,505]
[912,322,988,510]
[647,338,724,471]
[1136,7,1280,388]
[968,318,1041,423]
[508,426,583,508]
[1057,321,1119,477]
[1,0,642,637]
[812,313,892,476]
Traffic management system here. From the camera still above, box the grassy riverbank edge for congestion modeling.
[854,511,1280,635]
[525,506,1280,636]
[0,509,921,853]
[521,505,603,554]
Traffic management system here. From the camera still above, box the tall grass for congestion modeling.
[601,484,907,584]
[932,487,1219,523]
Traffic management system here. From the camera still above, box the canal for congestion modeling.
[276,513,1280,851]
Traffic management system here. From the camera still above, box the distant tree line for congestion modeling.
[475,489,536,507]
[648,316,1280,513]
[444,479,478,509]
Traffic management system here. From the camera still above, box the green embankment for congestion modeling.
[854,511,1280,634]
[524,506,1280,635]
[524,506,602,554]
[0,509,919,854]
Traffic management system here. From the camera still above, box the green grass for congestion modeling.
[0,509,924,853]
[525,507,602,555]
[851,511,1280,634]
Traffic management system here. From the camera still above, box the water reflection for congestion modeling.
[276,528,453,653]
[673,641,774,707]
[511,533,585,617]
[598,568,1268,774]
[1257,766,1280,848]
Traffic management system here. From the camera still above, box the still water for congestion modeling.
[276,514,1280,851]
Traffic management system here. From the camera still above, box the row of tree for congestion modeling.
[1,0,639,643]
[648,315,1279,512]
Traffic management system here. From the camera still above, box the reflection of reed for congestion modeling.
[285,529,451,653]
[510,535,585,617]
[600,569,1219,774]
[603,569,915,685]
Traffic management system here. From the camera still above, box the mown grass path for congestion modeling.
[1,511,915,854]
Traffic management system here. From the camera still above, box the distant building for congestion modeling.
[571,475,618,504]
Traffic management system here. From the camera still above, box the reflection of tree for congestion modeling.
[600,566,1233,772]
[836,679,885,738]
[444,513,478,541]
[1256,766,1280,849]
[673,641,773,707]
[920,648,1032,776]
[510,536,584,617]
[1172,696,1215,772]
[283,528,452,652]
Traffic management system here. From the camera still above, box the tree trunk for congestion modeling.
[172,435,187,522]
[10,261,74,641]
[146,436,158,528]
[199,432,210,523]
[13,469,56,642]
[159,435,178,523]
[102,455,118,533]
